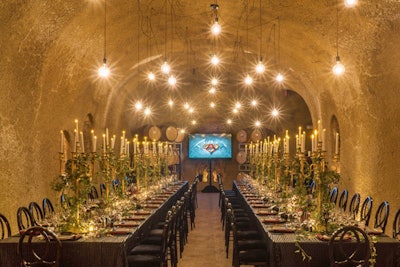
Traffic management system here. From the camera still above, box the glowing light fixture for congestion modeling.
[344,0,358,7]
[135,101,143,111]
[168,75,177,86]
[209,87,216,94]
[210,102,216,108]
[235,102,241,109]
[161,61,171,74]
[255,61,265,74]
[233,108,238,114]
[144,107,151,116]
[210,3,221,36]
[147,72,155,81]
[227,119,232,125]
[168,99,174,107]
[98,0,110,78]
[244,74,253,85]
[183,102,190,110]
[276,73,284,83]
[211,54,220,66]
[189,108,194,114]
[255,120,261,127]
[333,0,345,76]
[271,108,279,117]
[191,120,197,125]
[211,77,218,86]
[251,100,258,106]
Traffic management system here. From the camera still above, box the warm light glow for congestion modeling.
[168,75,177,86]
[227,119,232,124]
[211,54,220,65]
[211,77,218,86]
[271,108,279,117]
[168,99,174,107]
[161,61,170,74]
[255,120,261,127]
[144,107,151,116]
[210,102,216,108]
[251,100,258,106]
[344,0,358,7]
[191,120,197,125]
[189,108,194,113]
[184,102,190,110]
[233,108,238,114]
[135,101,143,111]
[147,72,155,81]
[98,63,110,78]
[276,73,284,83]
[244,74,253,85]
[211,21,221,35]
[235,102,241,109]
[255,61,265,74]
[332,58,345,76]
[209,87,216,94]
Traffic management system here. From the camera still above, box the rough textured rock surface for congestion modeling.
[0,0,399,234]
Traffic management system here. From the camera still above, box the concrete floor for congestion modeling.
[178,192,233,267]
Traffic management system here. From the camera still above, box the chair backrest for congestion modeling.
[329,226,370,267]
[374,201,389,232]
[360,196,373,226]
[42,198,55,218]
[349,193,361,219]
[100,183,107,197]
[60,194,71,209]
[308,180,316,195]
[88,185,99,200]
[18,226,62,267]
[17,207,35,231]
[329,187,339,204]
[0,213,11,239]
[338,189,348,211]
[393,208,400,239]
[28,202,44,225]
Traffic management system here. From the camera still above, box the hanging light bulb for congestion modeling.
[211,77,218,86]
[168,99,174,107]
[210,102,216,108]
[332,56,345,76]
[161,61,170,74]
[211,20,221,35]
[144,107,151,116]
[135,101,143,111]
[147,71,155,81]
[255,60,265,74]
[244,74,253,85]
[235,102,241,109]
[183,102,190,110]
[211,54,220,65]
[271,108,279,117]
[251,100,258,106]
[227,119,232,125]
[275,73,284,83]
[209,87,216,94]
[98,59,110,78]
[255,120,261,127]
[168,75,177,86]
[344,0,358,7]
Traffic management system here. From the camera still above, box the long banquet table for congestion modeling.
[0,181,188,267]
[233,181,400,267]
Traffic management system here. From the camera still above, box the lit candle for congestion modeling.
[311,134,315,152]
[60,130,64,153]
[80,131,85,153]
[133,138,137,155]
[103,134,106,153]
[75,119,79,135]
[106,128,109,148]
[126,141,130,155]
[317,120,322,142]
[298,126,302,138]
[335,132,339,154]
[153,141,156,154]
[322,129,326,151]
[74,129,78,152]
[302,131,306,153]
[295,135,299,150]
[120,137,124,155]
[91,130,95,151]
[93,136,97,152]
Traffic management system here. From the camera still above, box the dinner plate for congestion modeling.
[256,210,278,216]
[262,217,286,224]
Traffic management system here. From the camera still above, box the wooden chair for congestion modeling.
[18,226,62,267]
[392,208,400,239]
[373,201,389,233]
[359,196,373,226]
[28,202,44,225]
[329,226,370,267]
[17,207,35,231]
[42,198,55,218]
[88,185,99,200]
[338,189,348,211]
[0,213,11,239]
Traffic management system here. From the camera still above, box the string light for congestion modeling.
[333,0,345,76]
[211,54,220,65]
[98,0,110,78]
[209,87,216,94]
[135,101,143,111]
[147,72,155,81]
[144,107,151,116]
[211,77,218,86]
[276,73,284,83]
[244,74,253,85]
[168,75,177,86]
[161,61,171,74]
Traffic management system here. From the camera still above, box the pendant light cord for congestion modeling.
[336,0,339,57]
[259,0,262,60]
[103,0,107,62]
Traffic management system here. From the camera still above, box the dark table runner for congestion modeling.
[0,181,188,267]
[233,181,400,267]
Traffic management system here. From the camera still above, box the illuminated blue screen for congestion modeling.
[188,133,232,159]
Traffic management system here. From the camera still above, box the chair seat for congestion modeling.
[239,249,268,263]
[142,236,163,245]
[237,230,261,240]
[130,244,161,255]
[149,228,164,236]
[238,239,266,250]
[127,254,161,267]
